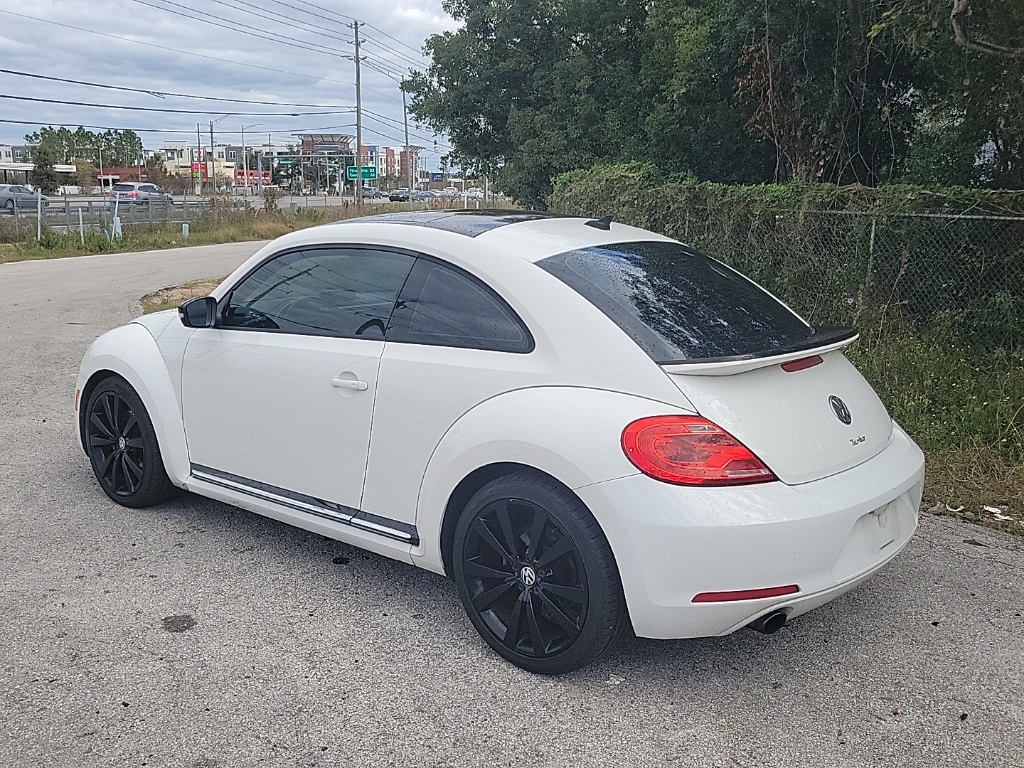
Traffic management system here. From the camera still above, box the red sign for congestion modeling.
[190,162,208,180]
[233,169,272,184]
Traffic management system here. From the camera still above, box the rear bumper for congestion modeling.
[576,424,924,639]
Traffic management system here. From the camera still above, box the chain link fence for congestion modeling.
[678,209,1024,354]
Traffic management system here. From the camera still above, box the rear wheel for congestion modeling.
[453,471,628,674]
[85,377,177,508]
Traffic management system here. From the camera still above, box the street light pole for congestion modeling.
[241,123,261,196]
[209,120,216,195]
[352,20,363,206]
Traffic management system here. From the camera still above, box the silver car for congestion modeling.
[109,182,173,205]
[0,184,49,213]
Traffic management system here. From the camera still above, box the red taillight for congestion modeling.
[781,355,823,372]
[131,191,138,198]
[621,415,777,486]
[692,585,799,603]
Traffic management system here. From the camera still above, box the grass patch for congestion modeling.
[847,331,1024,532]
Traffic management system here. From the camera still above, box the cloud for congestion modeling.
[0,0,457,166]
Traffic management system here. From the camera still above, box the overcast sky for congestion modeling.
[0,0,457,168]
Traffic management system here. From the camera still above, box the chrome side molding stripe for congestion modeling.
[190,463,419,546]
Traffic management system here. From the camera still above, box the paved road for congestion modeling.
[1,243,1022,768]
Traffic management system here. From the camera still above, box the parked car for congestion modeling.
[75,210,924,674]
[108,182,173,204]
[388,188,410,202]
[466,188,484,200]
[441,186,460,198]
[0,184,49,213]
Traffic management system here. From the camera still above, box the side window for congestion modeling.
[387,260,533,353]
[220,247,415,338]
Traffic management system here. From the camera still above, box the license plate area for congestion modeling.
[868,502,897,550]
[831,496,911,582]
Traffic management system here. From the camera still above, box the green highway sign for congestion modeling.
[346,165,378,180]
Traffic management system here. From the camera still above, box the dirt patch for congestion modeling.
[140,277,225,314]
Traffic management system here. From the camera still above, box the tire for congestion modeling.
[4,200,13,212]
[452,471,629,674]
[84,377,177,508]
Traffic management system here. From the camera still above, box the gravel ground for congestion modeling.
[1,243,1022,768]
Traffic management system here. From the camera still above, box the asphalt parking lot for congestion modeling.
[1,243,1022,767]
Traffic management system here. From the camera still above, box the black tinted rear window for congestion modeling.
[538,241,842,363]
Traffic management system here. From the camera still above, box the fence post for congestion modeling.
[65,197,72,231]
[78,207,85,246]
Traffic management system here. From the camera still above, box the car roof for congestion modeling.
[218,210,676,298]
[351,209,571,238]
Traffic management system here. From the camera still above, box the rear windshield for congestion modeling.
[538,241,849,363]
[112,184,134,191]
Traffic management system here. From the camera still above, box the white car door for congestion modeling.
[361,257,540,528]
[181,245,415,517]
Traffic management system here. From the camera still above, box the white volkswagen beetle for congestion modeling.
[75,210,924,674]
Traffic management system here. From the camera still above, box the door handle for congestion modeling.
[331,377,368,391]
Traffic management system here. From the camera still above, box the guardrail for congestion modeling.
[2,196,221,238]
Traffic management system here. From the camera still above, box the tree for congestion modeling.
[872,0,1024,186]
[145,154,173,187]
[24,127,145,167]
[29,143,61,194]
[74,159,96,192]
[409,0,1023,200]
[405,0,651,206]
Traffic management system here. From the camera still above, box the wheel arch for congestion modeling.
[76,324,189,485]
[412,386,691,578]
[438,462,582,578]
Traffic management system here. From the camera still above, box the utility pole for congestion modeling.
[242,124,248,196]
[402,87,412,191]
[352,20,363,205]
[96,146,104,194]
[209,120,216,195]
[196,123,203,196]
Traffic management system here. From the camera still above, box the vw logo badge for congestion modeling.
[829,395,852,425]
[520,566,537,586]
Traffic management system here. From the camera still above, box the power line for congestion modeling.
[362,110,453,152]
[129,0,353,62]
[263,0,428,65]
[0,69,355,109]
[0,10,354,88]
[202,0,422,85]
[205,0,355,49]
[361,34,425,71]
[0,117,356,136]
[0,94,342,116]
[363,21,431,60]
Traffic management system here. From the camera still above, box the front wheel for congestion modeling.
[453,472,629,674]
[84,377,177,508]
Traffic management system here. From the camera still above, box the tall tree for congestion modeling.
[405,0,650,205]
[29,143,61,194]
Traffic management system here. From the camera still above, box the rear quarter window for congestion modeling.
[538,241,843,363]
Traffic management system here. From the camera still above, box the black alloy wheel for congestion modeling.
[453,472,628,675]
[85,377,176,508]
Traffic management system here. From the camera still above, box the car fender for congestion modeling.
[76,322,189,485]
[411,386,694,573]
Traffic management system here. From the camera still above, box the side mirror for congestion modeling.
[179,296,217,328]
